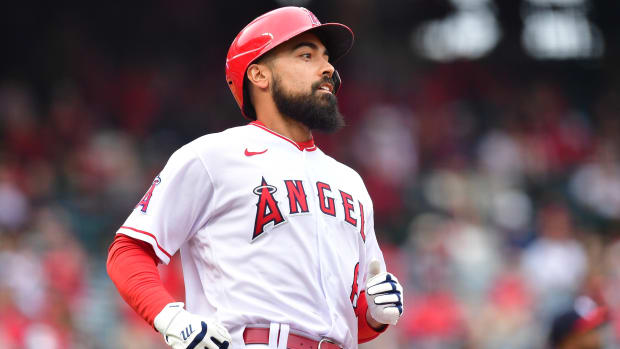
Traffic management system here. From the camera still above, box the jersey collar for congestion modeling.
[249,121,317,152]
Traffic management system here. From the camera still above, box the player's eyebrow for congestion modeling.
[292,42,330,59]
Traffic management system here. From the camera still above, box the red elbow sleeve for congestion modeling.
[106,234,175,326]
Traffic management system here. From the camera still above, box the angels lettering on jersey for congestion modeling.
[134,174,367,243]
[252,177,366,242]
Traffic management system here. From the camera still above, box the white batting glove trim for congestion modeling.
[366,260,404,326]
[154,302,185,335]
[154,302,232,349]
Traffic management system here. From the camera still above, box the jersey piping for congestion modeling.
[249,121,317,152]
[119,226,172,259]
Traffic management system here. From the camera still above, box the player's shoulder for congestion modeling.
[320,151,360,174]
[181,124,251,155]
[319,150,367,186]
[162,125,249,168]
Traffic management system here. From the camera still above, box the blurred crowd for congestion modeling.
[1,2,620,349]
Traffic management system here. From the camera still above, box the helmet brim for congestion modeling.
[307,23,354,63]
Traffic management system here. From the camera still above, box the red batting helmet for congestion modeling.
[225,7,354,119]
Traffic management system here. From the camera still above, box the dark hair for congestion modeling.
[242,74,257,120]
[242,52,277,120]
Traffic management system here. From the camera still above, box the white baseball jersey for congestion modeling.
[117,121,387,349]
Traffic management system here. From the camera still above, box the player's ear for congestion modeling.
[246,63,270,90]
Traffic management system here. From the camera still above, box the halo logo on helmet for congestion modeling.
[225,7,354,119]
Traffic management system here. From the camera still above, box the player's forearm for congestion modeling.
[106,234,175,326]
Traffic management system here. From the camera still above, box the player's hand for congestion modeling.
[365,259,404,326]
[154,302,232,349]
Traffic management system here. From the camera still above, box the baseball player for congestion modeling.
[107,7,404,349]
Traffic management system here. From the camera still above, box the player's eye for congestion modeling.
[300,53,312,60]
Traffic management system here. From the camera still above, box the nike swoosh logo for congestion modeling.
[245,148,268,156]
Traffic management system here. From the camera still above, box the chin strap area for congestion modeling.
[333,70,341,94]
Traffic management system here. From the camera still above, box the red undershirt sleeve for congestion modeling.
[106,234,175,327]
[357,290,388,343]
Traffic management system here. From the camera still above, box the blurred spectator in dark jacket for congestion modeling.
[548,296,608,349]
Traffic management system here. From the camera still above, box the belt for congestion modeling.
[243,327,343,349]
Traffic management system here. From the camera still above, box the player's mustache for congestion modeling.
[311,77,336,92]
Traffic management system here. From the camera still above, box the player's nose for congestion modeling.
[320,58,335,79]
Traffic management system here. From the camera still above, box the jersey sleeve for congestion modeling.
[116,145,214,264]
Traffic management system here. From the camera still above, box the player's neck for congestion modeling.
[256,114,312,143]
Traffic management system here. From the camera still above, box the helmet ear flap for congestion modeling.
[333,70,341,94]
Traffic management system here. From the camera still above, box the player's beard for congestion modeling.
[271,75,345,133]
